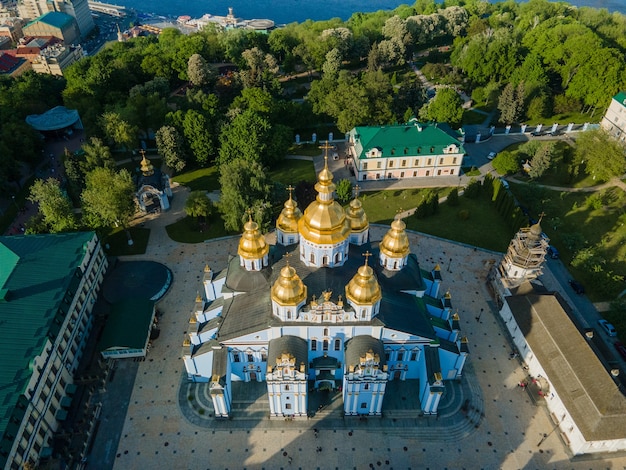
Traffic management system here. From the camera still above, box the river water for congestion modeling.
[113,0,624,25]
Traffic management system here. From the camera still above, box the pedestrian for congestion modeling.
[288,456,293,464]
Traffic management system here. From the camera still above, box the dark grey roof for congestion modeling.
[135,167,166,191]
[211,347,228,389]
[506,294,626,441]
[438,337,460,354]
[267,336,308,372]
[215,242,437,342]
[377,293,435,339]
[224,255,273,293]
[424,345,442,387]
[311,355,338,368]
[345,335,385,367]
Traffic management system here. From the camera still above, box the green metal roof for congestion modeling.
[98,299,155,352]
[351,121,464,160]
[0,232,95,446]
[28,11,74,30]
[613,91,626,107]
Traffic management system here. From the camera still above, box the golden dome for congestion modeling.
[140,152,154,176]
[346,196,368,232]
[379,218,410,259]
[529,214,543,239]
[298,157,350,244]
[276,187,302,233]
[271,263,307,306]
[238,214,269,260]
[345,253,382,305]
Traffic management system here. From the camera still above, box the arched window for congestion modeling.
[287,310,292,320]
[323,340,329,351]
[361,310,366,319]
[323,328,329,337]
[334,339,341,351]
[310,253,315,263]
[311,339,317,351]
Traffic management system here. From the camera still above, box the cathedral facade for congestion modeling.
[182,158,469,419]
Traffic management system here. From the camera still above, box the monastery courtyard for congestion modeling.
[88,184,626,470]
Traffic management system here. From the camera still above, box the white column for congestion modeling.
[268,389,275,415]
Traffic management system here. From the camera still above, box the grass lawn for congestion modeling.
[511,183,626,301]
[269,159,317,184]
[461,166,481,176]
[165,214,235,243]
[288,143,322,156]
[407,196,514,252]
[462,110,488,125]
[358,187,452,225]
[103,226,150,255]
[172,166,220,192]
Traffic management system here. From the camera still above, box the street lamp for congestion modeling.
[11,195,19,211]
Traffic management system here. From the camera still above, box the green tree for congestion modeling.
[156,125,187,172]
[187,53,213,87]
[335,179,353,203]
[218,110,291,168]
[81,137,115,173]
[184,190,213,227]
[497,82,524,124]
[218,158,272,232]
[447,187,459,206]
[492,151,521,175]
[421,88,463,126]
[576,129,626,182]
[528,142,554,179]
[182,110,215,166]
[82,167,136,229]
[28,178,77,233]
[100,112,138,150]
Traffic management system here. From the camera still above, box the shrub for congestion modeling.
[464,178,482,198]
[447,187,459,206]
[458,209,470,220]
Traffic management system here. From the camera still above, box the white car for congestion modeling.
[487,152,497,160]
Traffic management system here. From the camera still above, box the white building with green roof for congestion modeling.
[348,120,465,182]
[0,232,107,469]
[601,91,626,142]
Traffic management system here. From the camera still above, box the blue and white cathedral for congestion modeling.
[182,158,469,419]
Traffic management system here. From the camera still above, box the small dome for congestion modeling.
[238,215,269,260]
[140,153,154,176]
[271,264,307,306]
[346,196,368,232]
[379,218,410,259]
[345,255,382,305]
[276,191,302,234]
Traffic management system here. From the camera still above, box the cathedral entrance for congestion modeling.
[312,355,338,391]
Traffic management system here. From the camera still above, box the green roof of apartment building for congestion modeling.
[351,121,464,159]
[0,232,95,443]
[613,91,626,107]
[28,11,74,30]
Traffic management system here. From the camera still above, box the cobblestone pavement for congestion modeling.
[85,184,626,470]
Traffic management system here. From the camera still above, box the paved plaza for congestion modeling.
[86,183,626,470]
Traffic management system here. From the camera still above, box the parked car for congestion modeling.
[615,342,626,360]
[598,319,617,337]
[487,151,497,160]
[530,131,543,137]
[547,245,559,259]
[499,178,510,189]
[568,279,585,295]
